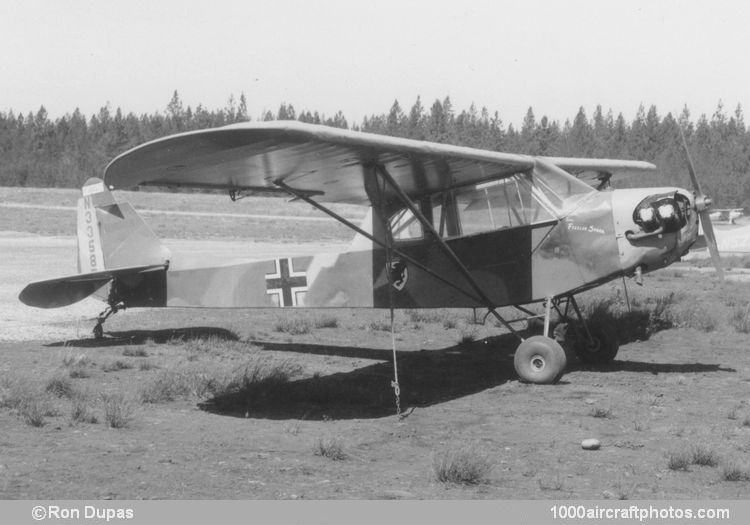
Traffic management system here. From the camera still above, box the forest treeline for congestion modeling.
[1,91,748,208]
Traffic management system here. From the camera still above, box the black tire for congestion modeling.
[513,335,567,384]
[571,323,619,364]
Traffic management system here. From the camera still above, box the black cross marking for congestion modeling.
[265,258,307,307]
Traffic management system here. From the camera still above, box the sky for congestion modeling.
[2,0,749,127]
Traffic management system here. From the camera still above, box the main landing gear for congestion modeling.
[92,283,125,340]
[510,295,620,384]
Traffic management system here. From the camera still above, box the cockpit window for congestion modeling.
[431,172,556,238]
[532,159,595,212]
[389,207,423,241]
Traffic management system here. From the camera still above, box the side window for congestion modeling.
[439,173,556,238]
[389,208,423,241]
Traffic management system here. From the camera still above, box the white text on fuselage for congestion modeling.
[84,198,99,271]
[566,222,606,235]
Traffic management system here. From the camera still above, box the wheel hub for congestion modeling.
[530,354,546,372]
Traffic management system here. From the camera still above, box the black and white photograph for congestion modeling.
[1,0,749,521]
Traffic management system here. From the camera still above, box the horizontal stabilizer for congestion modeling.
[19,264,167,309]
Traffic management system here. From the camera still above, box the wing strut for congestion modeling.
[274,182,486,306]
[371,164,524,342]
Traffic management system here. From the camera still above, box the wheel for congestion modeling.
[570,323,619,364]
[513,335,567,384]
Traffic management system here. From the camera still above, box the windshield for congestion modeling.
[532,159,595,213]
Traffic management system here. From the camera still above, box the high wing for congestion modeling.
[541,156,656,190]
[104,121,654,202]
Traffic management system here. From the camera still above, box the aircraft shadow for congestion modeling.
[45,327,240,348]
[199,334,520,420]
[568,359,736,375]
[42,327,737,421]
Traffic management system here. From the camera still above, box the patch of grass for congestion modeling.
[63,353,94,379]
[139,361,159,371]
[731,303,750,333]
[727,405,740,420]
[742,417,750,428]
[21,398,49,427]
[582,291,676,343]
[273,318,312,335]
[101,360,133,372]
[669,303,717,332]
[590,407,613,419]
[45,374,76,398]
[407,310,446,324]
[369,320,392,332]
[721,463,750,482]
[1,377,56,426]
[200,360,301,400]
[537,474,564,491]
[313,437,347,460]
[62,353,91,368]
[70,391,98,424]
[457,330,475,347]
[102,393,134,429]
[140,370,196,403]
[433,447,492,485]
[314,315,339,329]
[443,318,458,329]
[666,451,691,471]
[122,347,149,357]
[690,444,719,467]
[68,364,92,379]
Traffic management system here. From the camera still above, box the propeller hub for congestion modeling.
[695,195,713,213]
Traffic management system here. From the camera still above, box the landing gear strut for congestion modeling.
[552,295,620,365]
[92,283,125,340]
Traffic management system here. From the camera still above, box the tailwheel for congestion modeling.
[569,323,619,365]
[514,335,567,384]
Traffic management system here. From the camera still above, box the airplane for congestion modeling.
[709,208,744,225]
[18,121,724,386]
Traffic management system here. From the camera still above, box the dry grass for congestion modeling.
[200,360,301,400]
[666,451,691,471]
[690,444,719,467]
[70,390,98,424]
[102,393,134,429]
[313,437,347,460]
[731,303,750,333]
[314,315,339,329]
[45,373,77,398]
[122,347,149,357]
[274,318,312,335]
[140,370,197,403]
[721,463,750,482]
[590,407,613,419]
[0,376,58,427]
[433,446,493,485]
[101,360,133,372]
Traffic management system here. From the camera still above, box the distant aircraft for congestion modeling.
[19,122,723,384]
[709,208,744,224]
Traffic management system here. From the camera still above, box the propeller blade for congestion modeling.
[699,208,724,281]
[679,129,703,195]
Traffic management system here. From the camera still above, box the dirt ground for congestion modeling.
[1,188,750,500]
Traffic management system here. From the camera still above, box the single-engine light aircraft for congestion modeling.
[19,122,723,384]
[709,208,744,225]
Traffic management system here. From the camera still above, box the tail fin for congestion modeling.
[77,178,170,271]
